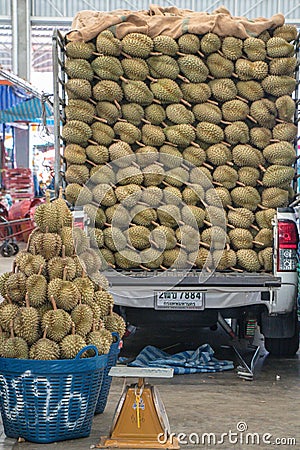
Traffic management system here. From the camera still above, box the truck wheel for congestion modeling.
[265,323,299,357]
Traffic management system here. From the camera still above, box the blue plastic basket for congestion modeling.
[95,333,120,414]
[0,345,108,443]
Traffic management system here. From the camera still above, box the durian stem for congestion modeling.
[114,100,121,110]
[50,295,57,311]
[117,118,128,123]
[227,223,235,229]
[89,98,97,105]
[200,241,210,248]
[181,163,190,171]
[108,262,116,269]
[131,161,141,168]
[207,99,219,106]
[149,51,163,56]
[160,265,168,271]
[151,221,160,226]
[217,50,224,57]
[88,139,100,146]
[212,181,223,187]
[221,120,232,125]
[119,76,128,83]
[257,204,268,210]
[258,164,266,173]
[177,74,190,83]
[231,72,238,78]
[43,325,48,339]
[161,121,168,128]
[141,118,151,125]
[256,179,264,186]
[63,266,67,282]
[247,115,257,124]
[253,240,265,246]
[197,50,205,58]
[187,260,195,266]
[153,99,162,105]
[203,162,214,170]
[86,159,97,166]
[71,322,76,335]
[191,141,200,148]
[203,220,212,227]
[204,266,212,273]
[270,139,280,143]
[227,205,236,211]
[150,239,159,249]
[226,161,234,166]
[176,242,186,249]
[230,266,244,272]
[176,52,187,57]
[104,222,112,227]
[61,245,66,259]
[207,75,214,80]
[236,181,246,187]
[250,224,260,231]
[154,161,164,167]
[93,116,108,123]
[275,118,285,123]
[6,294,12,304]
[140,264,151,271]
[226,243,231,251]
[9,320,14,338]
[38,265,44,276]
[136,141,145,147]
[121,51,132,58]
[165,141,178,147]
[162,181,172,187]
[236,96,248,103]
[147,75,158,82]
[221,141,232,147]
[180,98,192,108]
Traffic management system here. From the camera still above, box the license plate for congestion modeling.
[154,291,205,310]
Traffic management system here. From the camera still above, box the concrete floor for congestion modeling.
[0,250,299,450]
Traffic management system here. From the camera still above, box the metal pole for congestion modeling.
[52,29,61,197]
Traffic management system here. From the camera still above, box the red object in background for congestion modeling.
[2,168,34,202]
[7,198,44,241]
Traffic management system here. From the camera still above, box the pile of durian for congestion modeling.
[62,18,298,273]
[0,191,125,360]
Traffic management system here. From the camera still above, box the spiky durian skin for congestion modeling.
[0,302,19,332]
[41,309,72,342]
[29,338,60,360]
[104,312,126,338]
[71,304,94,337]
[87,328,113,355]
[60,334,87,359]
[14,306,40,345]
[1,337,29,359]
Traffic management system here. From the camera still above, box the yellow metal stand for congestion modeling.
[97,368,179,449]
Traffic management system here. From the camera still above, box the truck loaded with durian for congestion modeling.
[53,6,300,358]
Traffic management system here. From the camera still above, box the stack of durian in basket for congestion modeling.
[61,18,298,274]
[0,191,126,360]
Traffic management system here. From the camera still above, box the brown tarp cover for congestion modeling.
[67,4,285,42]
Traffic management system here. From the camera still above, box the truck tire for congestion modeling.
[264,323,299,357]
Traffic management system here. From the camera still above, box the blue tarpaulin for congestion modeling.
[0,97,52,123]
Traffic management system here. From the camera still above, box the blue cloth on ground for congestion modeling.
[129,344,234,374]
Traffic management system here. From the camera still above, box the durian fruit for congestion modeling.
[200,33,221,54]
[86,321,113,355]
[140,248,164,270]
[262,165,295,188]
[96,30,122,56]
[59,227,76,258]
[175,225,200,252]
[147,55,180,79]
[131,205,157,227]
[235,59,268,80]
[65,164,90,185]
[164,124,196,147]
[232,144,265,168]
[221,37,243,60]
[117,166,144,185]
[181,205,205,228]
[91,55,123,81]
[86,144,109,165]
[262,75,296,97]
[91,122,115,146]
[224,121,249,145]
[201,226,229,250]
[261,187,289,208]
[258,30,271,42]
[47,246,77,281]
[258,247,273,271]
[213,248,237,271]
[150,78,183,104]
[221,100,250,122]
[1,322,28,359]
[206,144,232,166]
[90,164,116,185]
[143,164,165,186]
[231,186,261,211]
[135,146,159,169]
[73,275,95,304]
[275,95,296,122]
[121,103,145,125]
[209,78,237,102]
[250,127,272,149]
[103,227,127,252]
[236,81,264,102]
[178,33,201,53]
[196,122,224,144]
[163,186,183,205]
[153,35,179,56]
[33,230,62,261]
[65,40,96,59]
[65,99,97,124]
[93,80,123,105]
[205,205,226,227]
[92,291,114,318]
[243,37,266,61]
[229,228,254,250]
[164,167,189,188]
[15,252,45,277]
[5,271,27,304]
[104,307,126,338]
[188,247,212,269]
[144,104,166,125]
[88,227,104,252]
[0,299,19,332]
[150,226,177,250]
[64,183,93,206]
[263,142,296,166]
[189,166,213,188]
[206,53,234,78]
[227,207,255,229]
[99,248,116,269]
[141,186,163,207]
[177,55,209,82]
[72,227,90,254]
[65,58,94,81]
[255,209,276,229]
[0,272,10,298]
[60,323,87,359]
[266,37,294,57]
[48,270,81,312]
[115,184,142,207]
[269,57,297,76]
[26,266,47,307]
[205,187,231,208]
[273,24,298,42]
[253,228,273,248]
[237,249,261,272]
[272,123,297,142]
[122,80,154,105]
[181,82,211,104]
[159,145,183,168]
[105,204,130,228]
[62,120,92,145]
[64,144,86,164]
[157,204,182,228]
[121,57,150,81]
[71,300,93,337]
[113,122,141,144]
[52,188,73,227]
[29,326,60,360]
[122,33,153,58]
[193,103,222,124]
[66,78,92,100]
[34,191,63,233]
[213,165,238,189]
[250,99,277,128]
[92,184,117,207]
[162,248,188,269]
[127,226,151,250]
[166,104,195,125]
[182,146,206,167]
[182,185,205,205]
[114,249,141,269]
[79,248,102,274]
[14,293,40,345]
[142,124,165,146]
[96,102,121,124]
[238,167,260,187]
